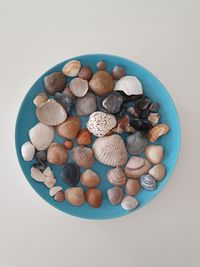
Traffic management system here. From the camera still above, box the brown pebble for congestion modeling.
[76,129,91,145]
[63,140,73,150]
[78,66,93,81]
[125,179,140,196]
[54,190,65,202]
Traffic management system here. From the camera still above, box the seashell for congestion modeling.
[140,174,156,191]
[80,169,100,188]
[34,150,47,162]
[62,60,81,77]
[75,91,97,116]
[149,102,160,112]
[33,92,48,107]
[125,179,140,196]
[54,92,74,113]
[36,99,67,126]
[60,163,80,186]
[69,77,89,97]
[87,111,117,137]
[50,186,62,197]
[148,113,160,126]
[112,116,134,134]
[93,134,128,167]
[63,86,76,100]
[78,66,93,80]
[126,132,148,155]
[65,187,85,206]
[148,124,169,142]
[114,76,143,96]
[31,167,45,182]
[47,143,68,165]
[96,60,106,70]
[121,196,138,211]
[107,186,123,205]
[71,146,94,168]
[44,177,56,188]
[76,128,91,146]
[144,145,163,164]
[86,188,102,208]
[124,156,151,178]
[43,167,53,177]
[54,191,65,202]
[21,141,35,161]
[89,70,114,96]
[100,92,123,114]
[56,116,81,139]
[106,167,126,186]
[135,96,150,110]
[149,164,166,181]
[44,72,66,95]
[112,65,125,80]
[63,140,73,150]
[29,122,54,151]
[32,162,47,172]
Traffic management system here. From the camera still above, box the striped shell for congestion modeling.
[149,164,166,181]
[106,167,126,186]
[124,156,151,178]
[126,132,148,155]
[36,99,67,126]
[144,145,163,164]
[140,174,156,191]
[92,134,128,167]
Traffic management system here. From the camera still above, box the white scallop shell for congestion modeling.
[29,122,54,151]
[36,99,67,126]
[87,111,117,137]
[49,186,62,197]
[92,134,128,167]
[21,141,35,161]
[144,145,163,164]
[114,76,143,96]
[31,167,45,182]
[149,164,165,181]
[121,196,138,211]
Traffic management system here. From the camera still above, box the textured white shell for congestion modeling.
[49,186,62,197]
[145,145,163,164]
[92,134,128,167]
[62,60,81,77]
[114,76,143,96]
[121,196,138,211]
[21,141,35,161]
[87,111,117,137]
[29,122,54,151]
[149,164,166,181]
[31,167,45,182]
[36,99,67,126]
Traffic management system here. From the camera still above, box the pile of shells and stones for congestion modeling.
[21,59,169,211]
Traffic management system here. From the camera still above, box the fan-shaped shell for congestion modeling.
[92,134,128,167]
[87,111,117,137]
[121,196,138,211]
[107,186,123,205]
[29,122,54,151]
[36,99,67,126]
[56,116,81,139]
[140,174,156,191]
[75,92,97,116]
[65,187,85,206]
[114,76,143,96]
[86,188,102,208]
[62,60,81,77]
[89,70,114,96]
[33,92,48,107]
[106,167,126,186]
[47,143,67,165]
[144,145,163,164]
[126,132,148,155]
[80,169,100,188]
[21,141,35,161]
[124,156,151,178]
[149,164,165,181]
[69,77,89,97]
[71,146,94,168]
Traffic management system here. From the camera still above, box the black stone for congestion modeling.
[149,102,160,112]
[127,106,141,118]
[34,150,47,162]
[140,108,151,119]
[60,163,80,186]
[32,161,47,172]
[130,119,151,132]
[115,106,126,118]
[98,92,123,114]
[55,92,74,113]
[135,96,150,110]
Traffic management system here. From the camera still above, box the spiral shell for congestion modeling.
[124,156,151,178]
[106,167,126,186]
[140,174,156,191]
[107,187,123,205]
[144,145,163,164]
[65,187,85,206]
[126,132,148,155]
[149,164,166,181]
[71,146,94,168]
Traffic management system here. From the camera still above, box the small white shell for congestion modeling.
[121,196,138,211]
[149,164,166,181]
[114,76,143,96]
[87,111,117,137]
[43,167,53,177]
[62,60,81,77]
[29,122,54,151]
[31,167,45,182]
[44,177,56,188]
[21,141,35,161]
[49,186,62,197]
[144,145,163,164]
[33,92,48,107]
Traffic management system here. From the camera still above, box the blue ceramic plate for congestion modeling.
[15,54,180,220]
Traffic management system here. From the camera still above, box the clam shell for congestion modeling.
[125,179,140,196]
[56,116,81,139]
[36,99,67,126]
[71,146,94,168]
[75,92,97,116]
[107,186,123,205]
[121,196,138,211]
[76,128,91,146]
[86,188,102,208]
[44,176,56,188]
[87,111,117,137]
[140,174,156,191]
[144,145,163,164]
[62,60,81,77]
[65,187,85,206]
[33,92,48,107]
[60,163,80,186]
[114,76,143,96]
[149,164,165,181]
[106,167,126,186]
[89,70,114,96]
[50,186,62,197]
[47,143,68,165]
[80,169,100,187]
[126,132,148,155]
[78,66,92,81]
[69,77,89,97]
[124,156,151,178]
[29,122,54,151]
[92,134,128,167]
[44,72,66,96]
[21,141,35,161]
[31,167,45,182]
[148,124,169,142]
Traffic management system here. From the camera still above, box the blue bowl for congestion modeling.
[15,54,181,220]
